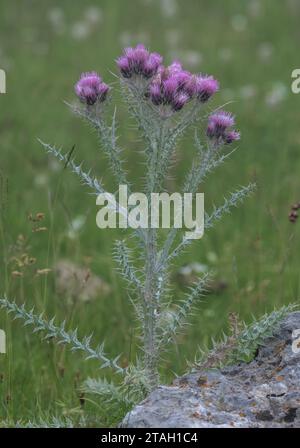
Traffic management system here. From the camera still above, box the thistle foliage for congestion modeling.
[0,45,262,424]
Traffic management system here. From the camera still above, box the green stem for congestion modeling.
[143,122,166,388]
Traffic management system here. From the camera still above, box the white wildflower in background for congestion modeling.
[165,29,181,48]
[177,262,209,287]
[71,21,91,41]
[119,31,149,48]
[247,0,262,18]
[203,308,215,318]
[265,82,288,107]
[181,50,202,69]
[47,7,65,34]
[70,6,104,41]
[67,215,86,239]
[160,0,178,18]
[287,0,299,13]
[239,85,257,99]
[206,251,218,264]
[34,173,49,187]
[167,50,202,70]
[257,42,274,62]
[84,6,103,25]
[48,158,60,173]
[179,262,209,276]
[218,47,233,62]
[231,14,248,32]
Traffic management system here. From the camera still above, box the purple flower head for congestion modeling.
[149,80,163,105]
[171,92,190,111]
[157,66,170,82]
[175,71,192,89]
[117,44,163,79]
[195,75,219,102]
[224,130,241,144]
[207,110,239,145]
[143,52,221,113]
[143,52,163,78]
[163,76,179,102]
[127,44,149,74]
[206,123,216,139]
[160,62,194,100]
[148,64,194,112]
[183,75,198,97]
[208,110,235,136]
[75,72,109,105]
[168,60,183,75]
[97,82,110,102]
[116,56,131,78]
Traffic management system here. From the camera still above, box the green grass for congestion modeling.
[0,0,300,426]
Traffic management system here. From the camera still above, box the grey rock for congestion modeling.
[122,312,300,428]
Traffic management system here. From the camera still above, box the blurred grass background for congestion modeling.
[0,0,300,425]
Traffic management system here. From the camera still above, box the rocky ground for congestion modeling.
[123,312,300,428]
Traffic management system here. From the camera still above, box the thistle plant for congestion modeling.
[1,44,256,421]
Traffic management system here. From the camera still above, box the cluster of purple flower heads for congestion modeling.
[116,44,219,113]
[148,61,219,112]
[75,47,237,144]
[207,110,240,145]
[117,44,163,79]
[75,72,110,106]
